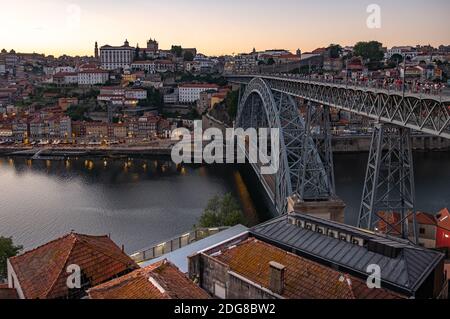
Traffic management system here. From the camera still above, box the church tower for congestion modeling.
[94,42,99,59]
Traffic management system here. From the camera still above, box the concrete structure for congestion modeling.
[288,195,346,223]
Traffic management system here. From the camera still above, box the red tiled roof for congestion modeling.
[213,238,404,299]
[179,83,219,89]
[88,260,210,299]
[437,208,450,231]
[79,69,108,74]
[8,233,138,299]
[414,212,438,226]
[0,285,18,299]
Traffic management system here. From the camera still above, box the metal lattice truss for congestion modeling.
[230,75,450,139]
[358,124,417,242]
[236,78,333,214]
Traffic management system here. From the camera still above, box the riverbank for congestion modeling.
[332,135,450,153]
[0,134,449,158]
[0,145,174,158]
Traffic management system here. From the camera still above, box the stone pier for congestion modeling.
[287,195,346,224]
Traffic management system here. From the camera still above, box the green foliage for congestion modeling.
[135,45,140,61]
[179,73,227,86]
[0,237,22,279]
[353,41,384,62]
[327,44,342,59]
[225,90,239,118]
[183,51,195,62]
[190,108,201,120]
[198,194,246,228]
[389,53,404,65]
[66,104,89,121]
[171,45,183,58]
[267,57,275,65]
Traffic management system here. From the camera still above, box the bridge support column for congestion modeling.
[358,123,418,243]
[297,102,336,200]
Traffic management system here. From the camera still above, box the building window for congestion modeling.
[419,228,426,235]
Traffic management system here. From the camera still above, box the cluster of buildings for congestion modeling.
[73,114,172,143]
[0,107,172,144]
[224,48,306,74]
[99,38,218,74]
[51,63,109,86]
[1,210,448,300]
[97,86,147,107]
[320,44,450,83]
[0,105,72,143]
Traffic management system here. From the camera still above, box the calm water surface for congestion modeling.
[0,151,449,253]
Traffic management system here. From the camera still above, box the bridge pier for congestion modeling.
[358,123,418,243]
[288,195,346,223]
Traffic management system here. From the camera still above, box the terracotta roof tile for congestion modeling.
[437,208,450,231]
[88,260,210,299]
[9,233,138,299]
[214,239,404,299]
[0,287,18,299]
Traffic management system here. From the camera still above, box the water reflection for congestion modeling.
[0,151,448,253]
[0,156,260,253]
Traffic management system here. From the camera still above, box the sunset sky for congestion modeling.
[1,0,449,57]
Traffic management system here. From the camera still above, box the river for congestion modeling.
[0,151,449,253]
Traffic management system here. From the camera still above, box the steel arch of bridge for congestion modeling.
[236,78,332,214]
[230,75,450,139]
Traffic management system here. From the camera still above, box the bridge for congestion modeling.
[227,74,450,243]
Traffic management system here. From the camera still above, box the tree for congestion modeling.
[389,53,404,65]
[66,104,89,121]
[267,57,275,65]
[327,44,342,59]
[225,90,239,118]
[198,193,246,228]
[135,44,140,61]
[183,51,195,62]
[353,41,384,62]
[0,237,22,279]
[171,45,183,58]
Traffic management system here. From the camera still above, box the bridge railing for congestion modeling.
[233,73,450,100]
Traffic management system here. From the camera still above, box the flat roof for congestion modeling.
[251,213,445,295]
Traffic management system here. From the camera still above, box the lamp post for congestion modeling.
[402,53,407,97]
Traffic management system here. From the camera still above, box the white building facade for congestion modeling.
[178,84,219,103]
[100,40,135,70]
[78,70,109,85]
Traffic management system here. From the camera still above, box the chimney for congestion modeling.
[269,261,286,295]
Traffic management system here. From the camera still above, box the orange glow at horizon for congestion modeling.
[1,0,449,57]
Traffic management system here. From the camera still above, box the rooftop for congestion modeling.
[0,284,18,300]
[88,259,210,299]
[210,238,404,299]
[179,83,219,89]
[250,213,445,295]
[9,232,138,299]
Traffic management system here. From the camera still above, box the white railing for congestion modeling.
[130,227,229,263]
